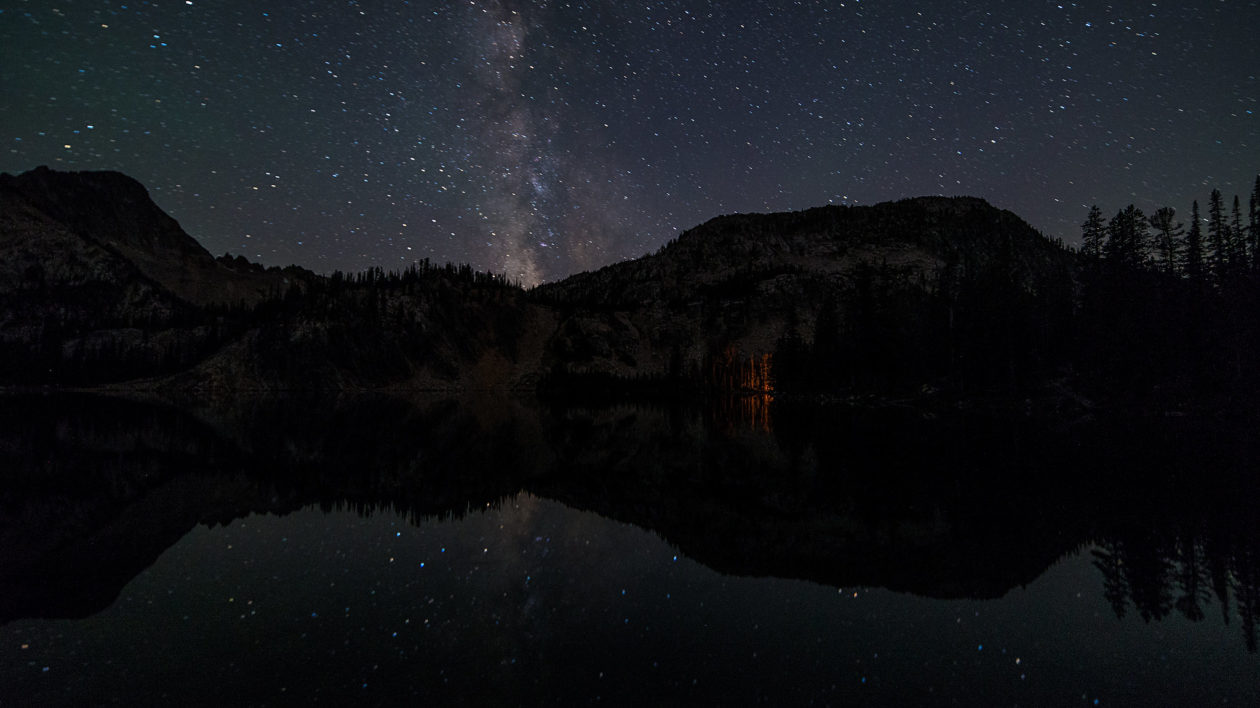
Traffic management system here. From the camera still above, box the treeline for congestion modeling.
[0,257,527,387]
[0,280,219,385]
[773,247,1076,398]
[317,258,524,292]
[202,257,529,387]
[770,175,1260,406]
[1079,179,1260,281]
[212,253,524,296]
[1077,176,1260,402]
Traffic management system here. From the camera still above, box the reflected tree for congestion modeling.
[1092,541,1131,620]
[1091,530,1260,653]
[1235,547,1259,653]
[1174,538,1212,622]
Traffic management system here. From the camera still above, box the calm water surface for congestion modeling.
[2,495,1256,706]
[0,394,1257,705]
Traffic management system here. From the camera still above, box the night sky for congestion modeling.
[2,1,1257,286]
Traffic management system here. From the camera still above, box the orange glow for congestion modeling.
[708,346,775,393]
[710,391,774,434]
[744,353,774,393]
[705,347,775,433]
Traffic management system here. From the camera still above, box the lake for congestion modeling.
[1,393,1257,705]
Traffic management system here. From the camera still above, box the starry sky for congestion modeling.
[2,1,1257,286]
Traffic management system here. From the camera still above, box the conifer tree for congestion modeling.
[1251,176,1260,272]
[1105,204,1148,270]
[1208,188,1227,279]
[1081,204,1106,259]
[1230,195,1245,269]
[1149,207,1183,276]
[1184,200,1205,284]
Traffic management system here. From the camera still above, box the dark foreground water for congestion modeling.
[1,393,1257,705]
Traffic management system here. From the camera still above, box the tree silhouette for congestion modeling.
[1208,189,1228,281]
[1230,195,1246,271]
[1149,206,1183,276]
[1250,176,1260,273]
[1092,542,1130,619]
[1104,204,1148,270]
[1081,204,1106,260]
[1184,200,1206,285]
[1174,538,1211,622]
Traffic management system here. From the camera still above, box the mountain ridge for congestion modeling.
[537,191,1078,394]
[537,195,1074,309]
[0,166,309,308]
[2,166,1081,396]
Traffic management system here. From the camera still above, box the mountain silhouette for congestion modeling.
[0,166,1085,398]
[535,196,1078,396]
[1,166,305,307]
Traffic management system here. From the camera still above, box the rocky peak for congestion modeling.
[1,167,292,307]
[537,195,1071,309]
[1,166,208,263]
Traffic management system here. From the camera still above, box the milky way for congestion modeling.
[2,1,1257,285]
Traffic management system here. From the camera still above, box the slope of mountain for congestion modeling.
[0,167,324,385]
[1,166,297,307]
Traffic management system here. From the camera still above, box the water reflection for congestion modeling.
[1,392,1258,702]
[708,393,774,434]
[1093,534,1260,652]
[2,495,1257,706]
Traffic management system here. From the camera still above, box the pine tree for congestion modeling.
[1184,200,1205,284]
[1208,188,1227,279]
[1149,207,1183,276]
[1230,195,1245,269]
[1250,175,1260,273]
[1250,176,1260,272]
[1105,204,1148,270]
[1081,204,1106,259]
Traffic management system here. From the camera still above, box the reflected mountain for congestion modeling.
[1,393,1258,650]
